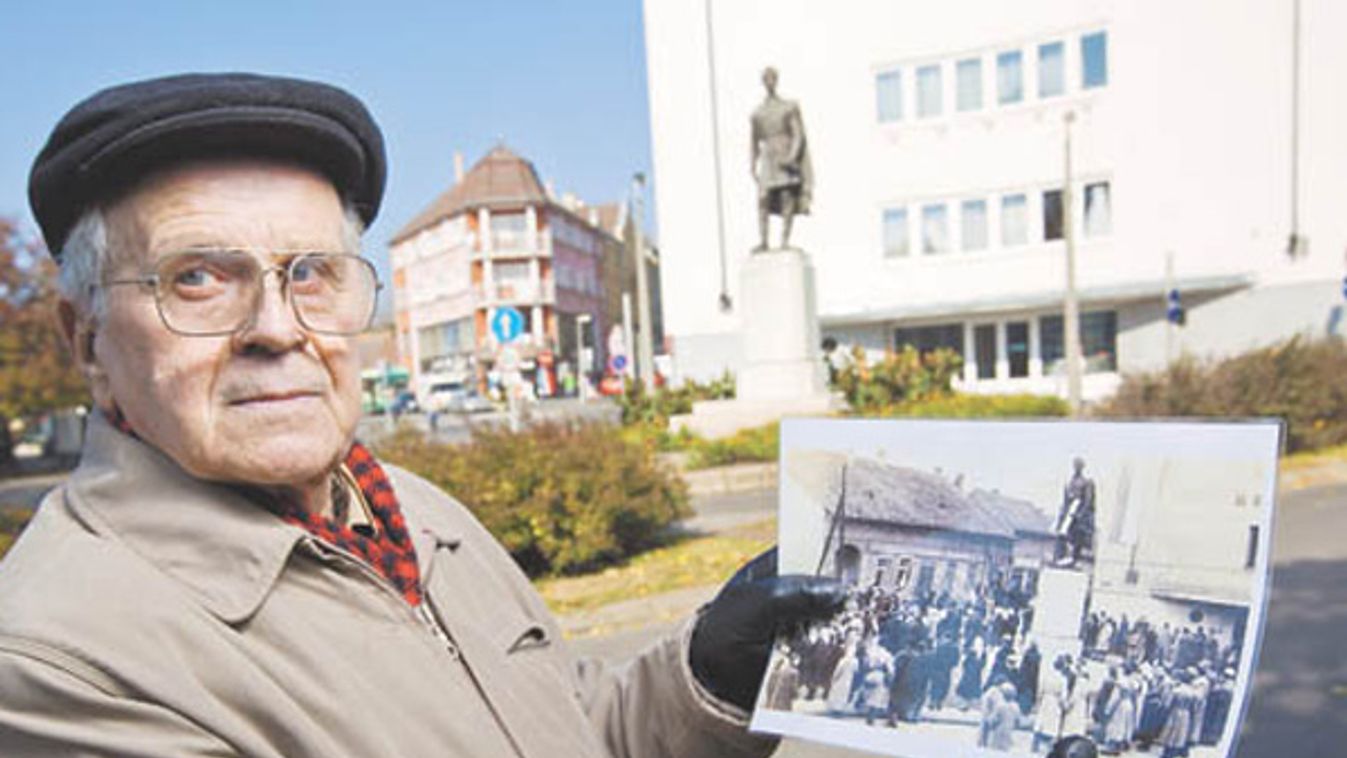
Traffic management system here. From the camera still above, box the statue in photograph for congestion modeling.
[750,66,813,251]
[1054,457,1097,568]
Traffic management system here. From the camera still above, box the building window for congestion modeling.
[1040,310,1118,374]
[1001,193,1028,246]
[921,203,950,254]
[895,323,964,357]
[1082,31,1108,89]
[417,317,474,371]
[1007,321,1029,377]
[893,556,914,590]
[493,260,533,300]
[1038,41,1065,97]
[917,64,943,118]
[956,58,982,111]
[1246,525,1259,569]
[1043,189,1064,241]
[996,50,1023,104]
[961,199,988,251]
[492,212,528,250]
[1081,310,1118,371]
[876,557,892,587]
[1085,181,1112,237]
[974,324,996,379]
[883,208,910,257]
[876,70,903,122]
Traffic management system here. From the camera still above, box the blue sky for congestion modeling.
[0,1,653,282]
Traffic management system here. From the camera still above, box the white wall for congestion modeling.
[645,0,1347,380]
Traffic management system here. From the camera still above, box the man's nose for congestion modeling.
[233,270,305,353]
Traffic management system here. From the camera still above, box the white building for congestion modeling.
[644,0,1347,399]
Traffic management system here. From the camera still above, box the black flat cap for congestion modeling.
[29,72,386,258]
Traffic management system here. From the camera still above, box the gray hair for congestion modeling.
[57,202,367,322]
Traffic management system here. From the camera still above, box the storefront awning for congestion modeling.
[820,273,1253,328]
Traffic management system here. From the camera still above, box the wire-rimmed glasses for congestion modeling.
[104,250,381,336]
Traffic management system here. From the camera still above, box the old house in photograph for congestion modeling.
[808,454,1056,602]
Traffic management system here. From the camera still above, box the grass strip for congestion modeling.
[537,518,775,617]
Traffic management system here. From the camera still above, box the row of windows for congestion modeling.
[876,30,1107,123]
[551,216,600,256]
[883,181,1110,257]
[418,317,475,362]
[895,310,1118,379]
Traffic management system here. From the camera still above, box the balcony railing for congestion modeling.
[474,279,555,306]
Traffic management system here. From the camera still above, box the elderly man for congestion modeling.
[0,73,843,757]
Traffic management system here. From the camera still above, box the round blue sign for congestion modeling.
[491,307,525,344]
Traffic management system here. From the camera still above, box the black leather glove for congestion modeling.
[689,547,847,711]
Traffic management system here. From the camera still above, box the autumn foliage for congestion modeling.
[0,219,88,461]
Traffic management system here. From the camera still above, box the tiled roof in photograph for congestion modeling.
[842,457,1052,538]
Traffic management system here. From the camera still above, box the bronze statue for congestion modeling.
[750,67,812,251]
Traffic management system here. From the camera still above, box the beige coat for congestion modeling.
[0,416,776,758]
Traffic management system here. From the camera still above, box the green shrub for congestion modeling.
[1097,336,1347,453]
[891,392,1071,418]
[375,423,690,577]
[0,507,33,561]
[619,421,697,453]
[832,346,963,413]
[619,372,735,427]
[685,422,780,470]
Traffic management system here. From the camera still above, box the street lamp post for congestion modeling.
[631,172,656,389]
[1063,111,1083,416]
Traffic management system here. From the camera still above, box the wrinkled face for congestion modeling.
[81,159,363,487]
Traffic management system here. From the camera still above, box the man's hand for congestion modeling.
[689,548,846,711]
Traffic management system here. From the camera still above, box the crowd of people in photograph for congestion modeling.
[764,579,1042,750]
[1060,610,1241,756]
[763,581,1243,757]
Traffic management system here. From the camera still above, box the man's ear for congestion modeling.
[58,300,109,398]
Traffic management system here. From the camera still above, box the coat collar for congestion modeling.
[64,415,467,623]
[65,413,312,624]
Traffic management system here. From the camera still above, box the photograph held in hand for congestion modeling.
[752,418,1279,758]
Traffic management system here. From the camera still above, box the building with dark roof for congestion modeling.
[819,456,1055,602]
[388,146,632,398]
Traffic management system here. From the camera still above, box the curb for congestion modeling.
[681,462,779,497]
[676,457,1347,498]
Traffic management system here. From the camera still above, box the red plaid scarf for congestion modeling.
[107,409,424,607]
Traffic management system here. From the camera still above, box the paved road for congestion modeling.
[572,483,1347,758]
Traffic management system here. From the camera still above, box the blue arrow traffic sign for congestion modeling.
[491,307,525,344]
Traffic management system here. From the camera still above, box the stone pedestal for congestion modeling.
[1032,567,1091,665]
[673,248,839,438]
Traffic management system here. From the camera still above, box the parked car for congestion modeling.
[427,382,494,414]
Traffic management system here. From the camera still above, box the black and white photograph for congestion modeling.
[751,418,1280,758]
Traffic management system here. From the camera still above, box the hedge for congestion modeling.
[889,392,1071,418]
[832,345,963,413]
[376,422,690,577]
[1096,336,1347,453]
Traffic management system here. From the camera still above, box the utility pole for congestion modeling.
[631,172,656,389]
[1063,110,1083,416]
